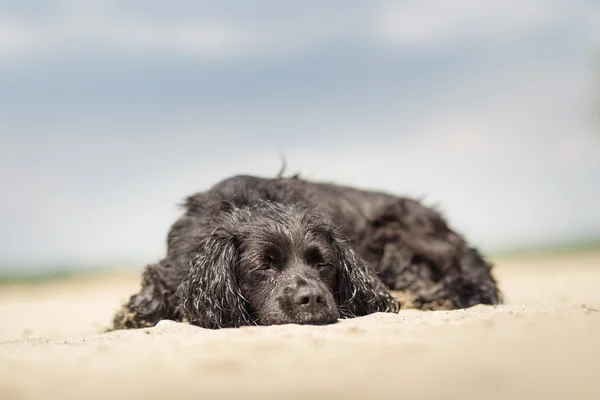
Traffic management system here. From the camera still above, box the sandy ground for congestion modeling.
[1,253,599,399]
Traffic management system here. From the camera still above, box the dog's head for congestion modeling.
[177,201,399,329]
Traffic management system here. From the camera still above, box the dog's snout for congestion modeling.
[270,270,338,325]
[294,285,326,311]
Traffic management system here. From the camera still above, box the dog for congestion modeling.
[113,174,501,330]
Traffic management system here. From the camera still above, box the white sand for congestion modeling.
[1,253,599,399]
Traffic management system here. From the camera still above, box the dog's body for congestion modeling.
[113,175,501,330]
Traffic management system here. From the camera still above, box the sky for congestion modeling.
[1,0,599,274]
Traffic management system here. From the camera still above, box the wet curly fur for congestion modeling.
[113,174,502,330]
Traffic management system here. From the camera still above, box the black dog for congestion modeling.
[113,175,501,330]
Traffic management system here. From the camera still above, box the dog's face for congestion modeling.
[237,214,340,325]
[178,201,399,329]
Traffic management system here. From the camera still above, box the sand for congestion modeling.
[1,253,599,399]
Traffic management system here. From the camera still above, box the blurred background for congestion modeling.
[1,0,599,278]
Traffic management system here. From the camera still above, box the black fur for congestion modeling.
[113,175,501,330]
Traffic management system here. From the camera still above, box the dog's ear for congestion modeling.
[331,231,401,317]
[177,228,253,329]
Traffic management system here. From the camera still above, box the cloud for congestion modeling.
[0,2,366,63]
[0,14,247,60]
[0,16,37,58]
[371,0,597,49]
[5,1,594,64]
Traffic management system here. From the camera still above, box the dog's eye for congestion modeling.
[263,252,282,269]
[305,246,328,267]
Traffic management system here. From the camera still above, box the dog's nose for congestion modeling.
[294,286,326,312]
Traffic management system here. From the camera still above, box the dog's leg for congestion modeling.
[361,199,502,310]
[421,247,502,309]
[112,262,181,329]
[379,246,501,310]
